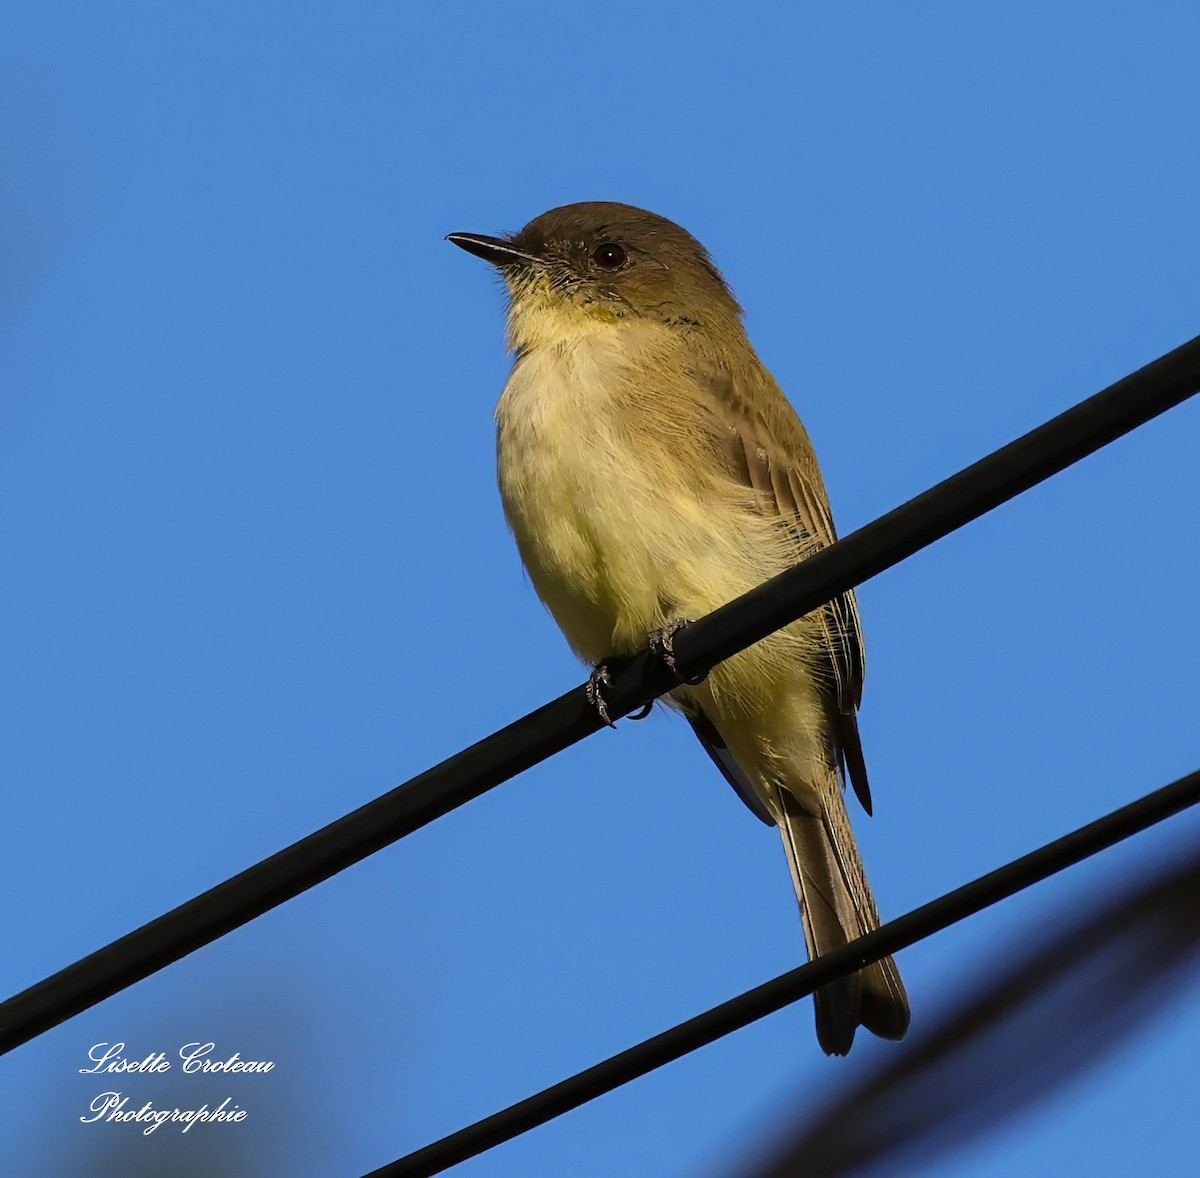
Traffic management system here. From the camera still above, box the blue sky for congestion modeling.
[2,4,1198,1176]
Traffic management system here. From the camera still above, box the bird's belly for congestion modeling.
[498,415,675,662]
[502,432,830,774]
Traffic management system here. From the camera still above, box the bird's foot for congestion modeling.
[586,663,617,728]
[648,619,708,686]
[585,621,705,728]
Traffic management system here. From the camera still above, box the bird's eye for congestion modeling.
[592,242,627,270]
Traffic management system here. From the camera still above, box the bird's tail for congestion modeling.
[771,777,910,1055]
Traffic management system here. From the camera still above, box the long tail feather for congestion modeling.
[770,779,910,1054]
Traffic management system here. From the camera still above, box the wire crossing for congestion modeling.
[0,334,1197,1057]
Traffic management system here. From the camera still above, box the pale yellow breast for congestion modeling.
[496,327,665,661]
[495,323,797,668]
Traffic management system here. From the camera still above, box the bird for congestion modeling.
[447,202,909,1054]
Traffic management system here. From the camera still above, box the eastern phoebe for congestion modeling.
[448,202,909,1055]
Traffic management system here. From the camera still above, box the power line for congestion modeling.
[0,335,1197,1056]
[368,768,1200,1178]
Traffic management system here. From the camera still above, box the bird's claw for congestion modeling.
[649,619,708,686]
[586,621,704,727]
[586,664,617,728]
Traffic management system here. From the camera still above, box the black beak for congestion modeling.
[446,232,543,268]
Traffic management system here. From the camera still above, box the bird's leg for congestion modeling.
[585,663,617,728]
[648,619,708,686]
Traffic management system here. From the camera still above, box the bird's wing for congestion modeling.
[693,360,873,816]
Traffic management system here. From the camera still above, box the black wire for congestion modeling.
[367,769,1200,1178]
[0,335,1196,1057]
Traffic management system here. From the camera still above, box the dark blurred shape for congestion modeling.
[743,842,1200,1178]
